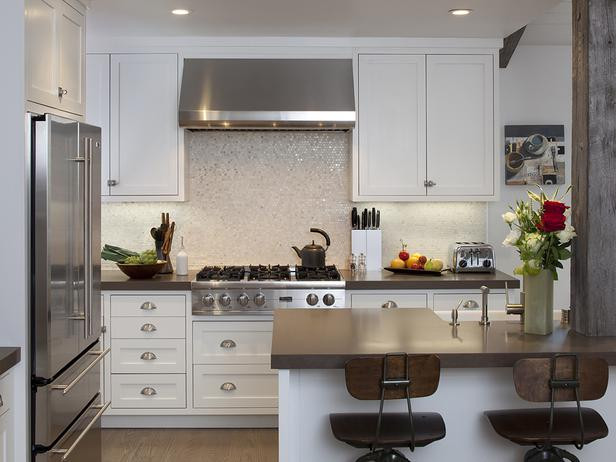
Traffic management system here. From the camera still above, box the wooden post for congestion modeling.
[571,0,616,336]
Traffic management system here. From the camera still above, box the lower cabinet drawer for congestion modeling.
[193,322,272,365]
[110,294,186,317]
[433,292,506,312]
[111,339,186,374]
[111,374,186,409]
[351,293,428,309]
[111,317,186,339]
[193,364,277,409]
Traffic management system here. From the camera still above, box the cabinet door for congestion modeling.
[26,0,60,108]
[56,0,85,115]
[426,55,494,196]
[358,55,427,196]
[110,54,179,196]
[86,54,111,196]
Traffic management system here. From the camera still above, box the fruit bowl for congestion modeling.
[116,261,166,279]
[384,267,443,276]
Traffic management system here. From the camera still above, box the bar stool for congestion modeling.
[330,353,445,462]
[485,354,609,462]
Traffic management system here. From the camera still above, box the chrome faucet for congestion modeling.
[505,282,525,322]
[479,285,490,326]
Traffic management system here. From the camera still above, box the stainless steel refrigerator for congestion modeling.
[29,114,108,462]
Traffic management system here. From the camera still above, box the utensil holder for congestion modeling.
[351,230,382,271]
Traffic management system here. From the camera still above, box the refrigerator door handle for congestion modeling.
[50,401,110,461]
[51,348,110,395]
[84,137,93,339]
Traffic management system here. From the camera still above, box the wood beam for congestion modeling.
[571,0,616,336]
[499,26,526,68]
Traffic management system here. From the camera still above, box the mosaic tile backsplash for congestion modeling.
[101,131,486,269]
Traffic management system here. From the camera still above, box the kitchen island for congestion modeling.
[272,309,616,462]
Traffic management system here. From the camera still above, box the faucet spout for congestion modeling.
[479,285,490,327]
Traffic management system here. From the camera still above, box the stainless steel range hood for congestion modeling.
[179,58,356,130]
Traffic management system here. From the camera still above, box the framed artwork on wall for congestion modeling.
[504,125,565,185]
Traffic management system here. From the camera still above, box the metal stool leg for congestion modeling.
[524,446,581,462]
[356,449,411,462]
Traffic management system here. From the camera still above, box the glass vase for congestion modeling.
[523,269,554,335]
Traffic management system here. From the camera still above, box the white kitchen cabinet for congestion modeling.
[350,292,428,309]
[0,372,14,462]
[357,55,427,196]
[353,51,498,202]
[26,0,85,116]
[86,55,111,196]
[109,54,181,198]
[426,55,494,197]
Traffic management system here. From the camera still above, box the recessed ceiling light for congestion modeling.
[449,8,473,16]
[171,8,191,15]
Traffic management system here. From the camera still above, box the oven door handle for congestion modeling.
[51,348,110,395]
[50,401,110,461]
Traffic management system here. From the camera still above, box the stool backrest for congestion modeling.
[513,355,608,403]
[345,354,440,400]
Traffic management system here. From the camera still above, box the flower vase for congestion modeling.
[523,269,554,335]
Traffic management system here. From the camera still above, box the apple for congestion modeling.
[411,262,421,270]
[398,240,410,261]
[431,259,444,271]
[418,255,427,265]
[411,252,422,259]
[406,256,420,268]
[390,258,406,269]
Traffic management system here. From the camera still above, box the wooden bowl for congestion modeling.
[116,261,166,279]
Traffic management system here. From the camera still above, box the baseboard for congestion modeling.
[102,414,279,428]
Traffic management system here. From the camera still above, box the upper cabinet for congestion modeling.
[26,0,85,116]
[354,52,497,202]
[86,53,185,201]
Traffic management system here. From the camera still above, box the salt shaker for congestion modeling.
[175,236,188,276]
[349,253,357,274]
[358,253,367,273]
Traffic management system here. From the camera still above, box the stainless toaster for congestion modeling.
[450,242,495,273]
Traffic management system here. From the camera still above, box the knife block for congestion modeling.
[351,230,382,271]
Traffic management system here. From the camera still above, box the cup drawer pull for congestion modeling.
[140,352,157,361]
[462,300,479,309]
[220,339,237,349]
[0,394,3,408]
[140,387,157,396]
[220,382,237,392]
[140,302,157,311]
[140,323,157,332]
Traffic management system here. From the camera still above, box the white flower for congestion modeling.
[502,212,517,224]
[564,208,571,218]
[556,224,577,244]
[525,233,543,253]
[503,229,521,247]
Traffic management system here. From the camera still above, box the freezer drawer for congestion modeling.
[192,322,272,365]
[193,364,277,409]
[35,343,108,448]
[111,339,185,374]
[40,397,108,462]
[111,374,186,409]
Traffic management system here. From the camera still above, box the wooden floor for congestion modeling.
[102,428,278,462]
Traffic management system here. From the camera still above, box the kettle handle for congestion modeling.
[310,228,330,251]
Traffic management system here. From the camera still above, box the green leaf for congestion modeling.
[559,248,572,260]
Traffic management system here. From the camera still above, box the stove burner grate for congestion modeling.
[295,265,341,281]
[196,266,246,281]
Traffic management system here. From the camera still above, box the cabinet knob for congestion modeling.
[140,352,157,361]
[220,339,237,349]
[220,382,237,392]
[140,301,157,310]
[107,179,118,187]
[382,300,398,309]
[140,387,157,396]
[140,323,157,333]
[58,86,68,98]
[424,180,437,187]
[462,300,479,310]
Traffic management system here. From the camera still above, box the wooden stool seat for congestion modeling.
[330,412,446,449]
[485,407,608,446]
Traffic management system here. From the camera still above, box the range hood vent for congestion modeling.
[179,58,356,130]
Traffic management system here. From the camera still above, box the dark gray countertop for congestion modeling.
[0,347,21,375]
[101,270,196,291]
[270,309,616,369]
[341,269,520,290]
[102,268,519,291]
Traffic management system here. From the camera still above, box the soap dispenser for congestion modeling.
[176,236,188,276]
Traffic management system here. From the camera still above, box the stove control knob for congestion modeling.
[238,293,250,306]
[306,293,319,306]
[219,294,231,307]
[201,294,215,307]
[323,293,335,306]
[254,293,266,306]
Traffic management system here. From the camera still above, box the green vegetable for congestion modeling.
[102,244,159,264]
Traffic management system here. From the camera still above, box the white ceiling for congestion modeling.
[521,0,571,45]
[87,0,562,39]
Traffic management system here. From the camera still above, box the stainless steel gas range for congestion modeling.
[191,265,346,315]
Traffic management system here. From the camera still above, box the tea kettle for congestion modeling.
[292,228,331,268]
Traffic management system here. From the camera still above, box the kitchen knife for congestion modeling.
[362,209,367,230]
[367,211,372,230]
[376,210,380,229]
[371,207,376,229]
[351,207,358,230]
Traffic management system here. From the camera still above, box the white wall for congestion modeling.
[489,45,572,309]
[0,0,28,460]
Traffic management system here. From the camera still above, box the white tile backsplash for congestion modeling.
[101,131,486,269]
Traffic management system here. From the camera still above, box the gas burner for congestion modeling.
[196,266,246,281]
[248,265,291,281]
[296,265,341,281]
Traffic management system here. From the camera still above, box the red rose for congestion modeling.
[537,212,567,232]
[543,201,569,215]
